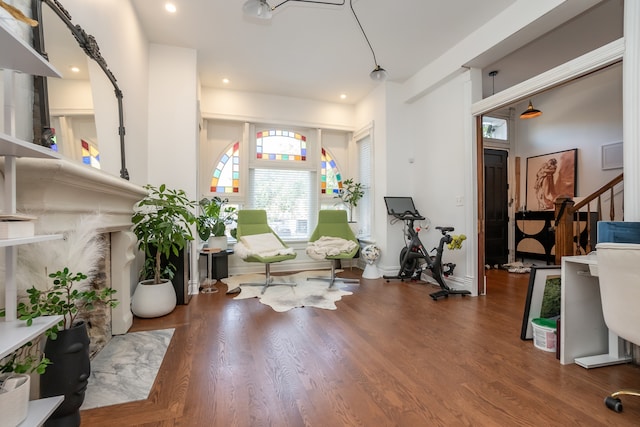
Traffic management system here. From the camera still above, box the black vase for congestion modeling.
[41,321,91,427]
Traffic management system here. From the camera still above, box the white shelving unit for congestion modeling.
[1,18,65,427]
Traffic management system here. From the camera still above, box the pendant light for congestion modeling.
[520,100,542,119]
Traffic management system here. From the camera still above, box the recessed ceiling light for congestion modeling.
[70,66,80,73]
[340,94,347,100]
[222,78,230,84]
[165,3,177,13]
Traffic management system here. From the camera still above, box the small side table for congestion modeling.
[199,249,233,293]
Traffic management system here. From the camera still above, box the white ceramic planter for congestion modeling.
[208,235,228,250]
[0,374,30,427]
[131,279,177,318]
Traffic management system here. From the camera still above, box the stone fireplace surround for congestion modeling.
[8,156,147,335]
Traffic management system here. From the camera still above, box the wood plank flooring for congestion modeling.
[80,269,640,426]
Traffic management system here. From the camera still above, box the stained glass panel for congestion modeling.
[256,129,306,161]
[321,148,342,194]
[211,141,240,193]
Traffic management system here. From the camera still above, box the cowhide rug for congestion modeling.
[221,270,355,312]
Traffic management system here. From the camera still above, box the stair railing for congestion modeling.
[554,173,623,264]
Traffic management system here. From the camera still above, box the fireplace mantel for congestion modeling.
[2,157,148,334]
[8,157,147,231]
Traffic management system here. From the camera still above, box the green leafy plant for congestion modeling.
[132,184,197,284]
[0,339,50,374]
[335,178,365,222]
[196,196,237,241]
[15,268,118,339]
[0,268,117,374]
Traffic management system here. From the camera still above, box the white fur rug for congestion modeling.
[221,271,355,312]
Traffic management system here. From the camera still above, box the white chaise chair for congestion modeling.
[596,242,640,413]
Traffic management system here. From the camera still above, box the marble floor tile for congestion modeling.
[81,328,174,410]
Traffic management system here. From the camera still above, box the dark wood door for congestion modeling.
[484,149,509,266]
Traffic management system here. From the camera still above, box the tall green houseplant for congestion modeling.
[335,178,365,222]
[132,184,196,284]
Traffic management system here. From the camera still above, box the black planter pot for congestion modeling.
[41,321,91,427]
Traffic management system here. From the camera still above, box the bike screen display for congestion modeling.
[384,197,418,215]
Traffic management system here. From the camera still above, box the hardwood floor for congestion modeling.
[81,269,640,426]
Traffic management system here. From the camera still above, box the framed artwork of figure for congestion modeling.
[526,149,577,211]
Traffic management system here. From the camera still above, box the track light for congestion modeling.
[242,0,387,81]
[520,100,542,119]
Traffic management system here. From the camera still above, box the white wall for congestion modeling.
[514,63,623,210]
[200,88,355,131]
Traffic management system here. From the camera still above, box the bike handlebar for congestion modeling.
[389,210,425,221]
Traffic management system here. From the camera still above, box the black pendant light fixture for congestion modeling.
[242,0,387,81]
[520,100,542,119]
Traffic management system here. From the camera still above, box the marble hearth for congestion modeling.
[7,157,147,335]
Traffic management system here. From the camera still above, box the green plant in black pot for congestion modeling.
[196,196,237,241]
[132,184,197,284]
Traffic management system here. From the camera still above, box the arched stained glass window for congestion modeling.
[81,139,100,169]
[321,148,342,194]
[256,129,306,161]
[211,141,240,193]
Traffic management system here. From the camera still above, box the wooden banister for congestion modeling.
[554,173,623,264]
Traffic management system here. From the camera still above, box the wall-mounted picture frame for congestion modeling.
[601,141,623,170]
[526,148,577,211]
[520,265,562,340]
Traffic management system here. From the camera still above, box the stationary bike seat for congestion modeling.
[436,226,454,233]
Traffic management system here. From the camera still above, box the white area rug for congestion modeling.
[81,328,174,410]
[221,271,354,312]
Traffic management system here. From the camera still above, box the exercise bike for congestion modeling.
[383,197,471,301]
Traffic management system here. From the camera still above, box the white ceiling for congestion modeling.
[125,0,516,104]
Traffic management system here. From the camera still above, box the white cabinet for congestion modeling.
[1,18,65,426]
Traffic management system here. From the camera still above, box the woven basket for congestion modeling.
[0,374,30,427]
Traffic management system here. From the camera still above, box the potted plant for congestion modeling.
[335,178,365,223]
[131,184,196,318]
[196,196,237,250]
[2,267,117,427]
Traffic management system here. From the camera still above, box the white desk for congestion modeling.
[560,254,632,368]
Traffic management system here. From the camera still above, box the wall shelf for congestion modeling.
[0,315,62,360]
[2,17,65,426]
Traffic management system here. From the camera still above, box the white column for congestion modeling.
[623,0,640,220]
[111,230,136,335]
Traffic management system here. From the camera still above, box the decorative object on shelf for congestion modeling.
[10,268,117,427]
[242,0,387,81]
[0,373,31,427]
[196,196,237,250]
[0,0,38,26]
[131,184,196,318]
[361,244,381,279]
[334,178,364,223]
[525,149,577,211]
[0,213,35,239]
[519,100,542,119]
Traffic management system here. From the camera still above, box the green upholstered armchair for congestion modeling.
[235,210,297,294]
[307,210,360,288]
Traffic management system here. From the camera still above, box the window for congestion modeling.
[256,129,306,161]
[357,135,372,238]
[81,139,100,169]
[205,123,352,241]
[210,141,240,193]
[321,148,342,195]
[482,116,508,140]
[248,129,316,240]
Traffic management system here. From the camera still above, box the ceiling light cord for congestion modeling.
[243,0,386,80]
[272,0,345,11]
[349,0,385,80]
